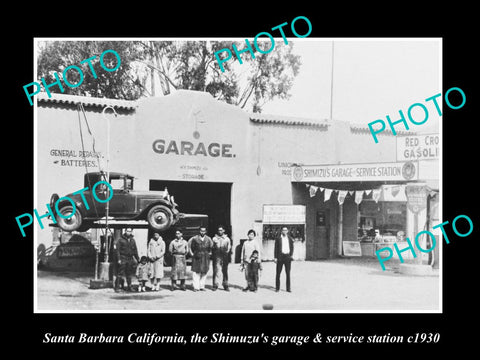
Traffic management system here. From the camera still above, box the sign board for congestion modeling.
[343,241,362,256]
[405,184,428,214]
[291,161,418,182]
[57,244,95,258]
[396,134,439,161]
[263,205,306,224]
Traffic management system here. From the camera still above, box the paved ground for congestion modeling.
[36,258,440,312]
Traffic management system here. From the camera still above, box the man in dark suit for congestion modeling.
[274,226,294,292]
[114,228,139,292]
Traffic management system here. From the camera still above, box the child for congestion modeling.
[136,256,151,292]
[246,250,262,292]
[241,229,262,292]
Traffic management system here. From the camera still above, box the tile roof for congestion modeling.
[249,113,329,128]
[37,92,137,110]
[350,124,413,136]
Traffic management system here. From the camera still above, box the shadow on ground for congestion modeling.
[110,294,171,300]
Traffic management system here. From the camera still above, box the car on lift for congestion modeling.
[50,172,181,232]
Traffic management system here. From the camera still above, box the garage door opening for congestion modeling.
[149,180,232,237]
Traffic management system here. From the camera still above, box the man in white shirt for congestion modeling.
[274,226,294,292]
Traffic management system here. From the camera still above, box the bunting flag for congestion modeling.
[383,186,391,198]
[337,190,348,205]
[354,191,364,204]
[324,188,333,202]
[305,184,408,205]
[391,185,400,197]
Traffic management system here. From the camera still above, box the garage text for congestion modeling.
[152,139,235,158]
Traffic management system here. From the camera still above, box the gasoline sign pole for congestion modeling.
[405,183,429,265]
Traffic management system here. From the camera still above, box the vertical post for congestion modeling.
[105,108,110,262]
[426,193,434,266]
[329,41,335,122]
[94,250,99,280]
[413,212,422,264]
[98,233,110,281]
[338,203,343,256]
[405,183,429,265]
[99,106,117,281]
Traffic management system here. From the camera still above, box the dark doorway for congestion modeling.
[149,180,232,238]
[314,209,330,259]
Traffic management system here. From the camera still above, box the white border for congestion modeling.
[33,37,442,314]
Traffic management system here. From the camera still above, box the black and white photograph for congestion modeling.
[32,37,442,312]
[8,8,478,355]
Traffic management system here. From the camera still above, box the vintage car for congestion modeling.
[50,172,180,232]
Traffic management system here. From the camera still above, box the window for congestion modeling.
[125,177,133,190]
[358,201,406,243]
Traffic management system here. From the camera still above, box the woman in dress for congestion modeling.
[148,232,166,291]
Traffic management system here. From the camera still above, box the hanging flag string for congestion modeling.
[304,183,410,205]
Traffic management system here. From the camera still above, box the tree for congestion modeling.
[37,40,301,113]
[37,41,148,100]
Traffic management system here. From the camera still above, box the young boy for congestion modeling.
[136,256,151,292]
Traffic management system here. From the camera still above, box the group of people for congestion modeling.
[113,226,294,294]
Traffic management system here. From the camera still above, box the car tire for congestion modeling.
[147,204,174,231]
[56,205,83,232]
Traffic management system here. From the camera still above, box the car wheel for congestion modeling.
[56,206,83,232]
[147,205,173,231]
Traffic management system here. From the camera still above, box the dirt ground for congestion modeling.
[36,258,440,312]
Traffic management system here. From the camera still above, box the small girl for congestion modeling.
[136,256,151,292]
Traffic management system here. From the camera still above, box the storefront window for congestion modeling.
[357,200,406,243]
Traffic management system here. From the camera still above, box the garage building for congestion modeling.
[36,90,439,267]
